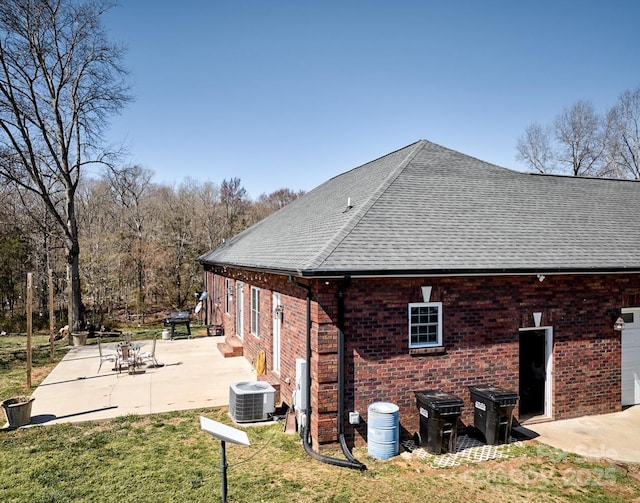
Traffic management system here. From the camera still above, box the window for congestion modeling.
[408,302,442,348]
[225,278,231,314]
[251,286,260,337]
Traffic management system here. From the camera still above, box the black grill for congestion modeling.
[163,311,191,339]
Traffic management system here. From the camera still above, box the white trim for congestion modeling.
[408,302,443,348]
[519,326,554,420]
[235,281,244,339]
[272,292,282,374]
[250,286,260,338]
[224,278,231,314]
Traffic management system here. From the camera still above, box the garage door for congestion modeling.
[622,308,640,406]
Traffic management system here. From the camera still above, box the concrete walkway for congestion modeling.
[527,405,640,464]
[28,335,255,426]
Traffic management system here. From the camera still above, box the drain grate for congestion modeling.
[400,435,522,468]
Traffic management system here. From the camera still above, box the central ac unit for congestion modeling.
[229,381,276,423]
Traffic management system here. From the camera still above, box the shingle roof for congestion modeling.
[199,140,640,277]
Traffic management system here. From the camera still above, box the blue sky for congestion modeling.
[104,1,640,199]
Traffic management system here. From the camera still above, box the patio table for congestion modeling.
[109,342,146,374]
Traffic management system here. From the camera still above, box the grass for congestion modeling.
[0,334,69,399]
[1,336,640,502]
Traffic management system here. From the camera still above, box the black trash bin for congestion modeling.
[414,390,464,454]
[469,385,519,445]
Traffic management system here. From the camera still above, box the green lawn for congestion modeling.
[0,334,68,399]
[1,335,639,502]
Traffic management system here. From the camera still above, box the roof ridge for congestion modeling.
[529,171,640,183]
[324,140,424,182]
[303,141,426,271]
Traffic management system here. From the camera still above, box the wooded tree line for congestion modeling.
[517,86,640,179]
[0,0,302,333]
[0,167,301,331]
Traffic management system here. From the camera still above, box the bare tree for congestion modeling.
[516,123,555,174]
[0,186,31,319]
[554,100,605,176]
[157,181,201,309]
[253,187,304,221]
[0,0,130,330]
[517,100,608,177]
[78,178,122,327]
[107,165,154,321]
[193,180,223,250]
[220,177,250,240]
[606,87,640,179]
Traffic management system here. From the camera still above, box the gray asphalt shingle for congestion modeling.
[199,140,640,276]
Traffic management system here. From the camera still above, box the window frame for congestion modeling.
[250,286,260,338]
[408,302,443,348]
[225,278,231,314]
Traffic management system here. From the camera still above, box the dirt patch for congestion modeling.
[31,365,53,384]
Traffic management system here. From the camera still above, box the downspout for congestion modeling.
[336,277,365,467]
[289,276,366,471]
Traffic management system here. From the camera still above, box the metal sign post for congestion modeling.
[220,440,228,502]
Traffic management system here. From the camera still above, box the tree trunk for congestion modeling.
[66,192,83,332]
[67,241,82,332]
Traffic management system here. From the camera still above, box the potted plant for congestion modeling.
[1,395,35,428]
[71,331,89,346]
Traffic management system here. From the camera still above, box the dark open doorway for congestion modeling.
[519,329,546,418]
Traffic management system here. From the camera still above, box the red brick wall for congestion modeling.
[202,266,311,428]
[203,267,639,448]
[328,274,635,446]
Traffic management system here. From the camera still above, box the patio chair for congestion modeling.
[138,334,160,367]
[117,343,136,373]
[97,337,117,373]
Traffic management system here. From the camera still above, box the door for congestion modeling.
[272,292,282,374]
[235,281,244,340]
[519,328,552,418]
[622,308,640,406]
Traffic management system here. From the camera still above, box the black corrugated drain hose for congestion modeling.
[289,276,366,471]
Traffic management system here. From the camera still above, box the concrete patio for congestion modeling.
[28,335,256,425]
[527,405,640,464]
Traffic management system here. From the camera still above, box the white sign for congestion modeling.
[474,400,486,412]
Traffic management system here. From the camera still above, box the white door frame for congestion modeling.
[235,281,244,340]
[519,326,554,419]
[272,292,282,374]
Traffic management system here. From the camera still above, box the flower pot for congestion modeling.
[71,332,89,346]
[2,396,35,428]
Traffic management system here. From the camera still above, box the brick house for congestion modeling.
[199,140,640,449]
